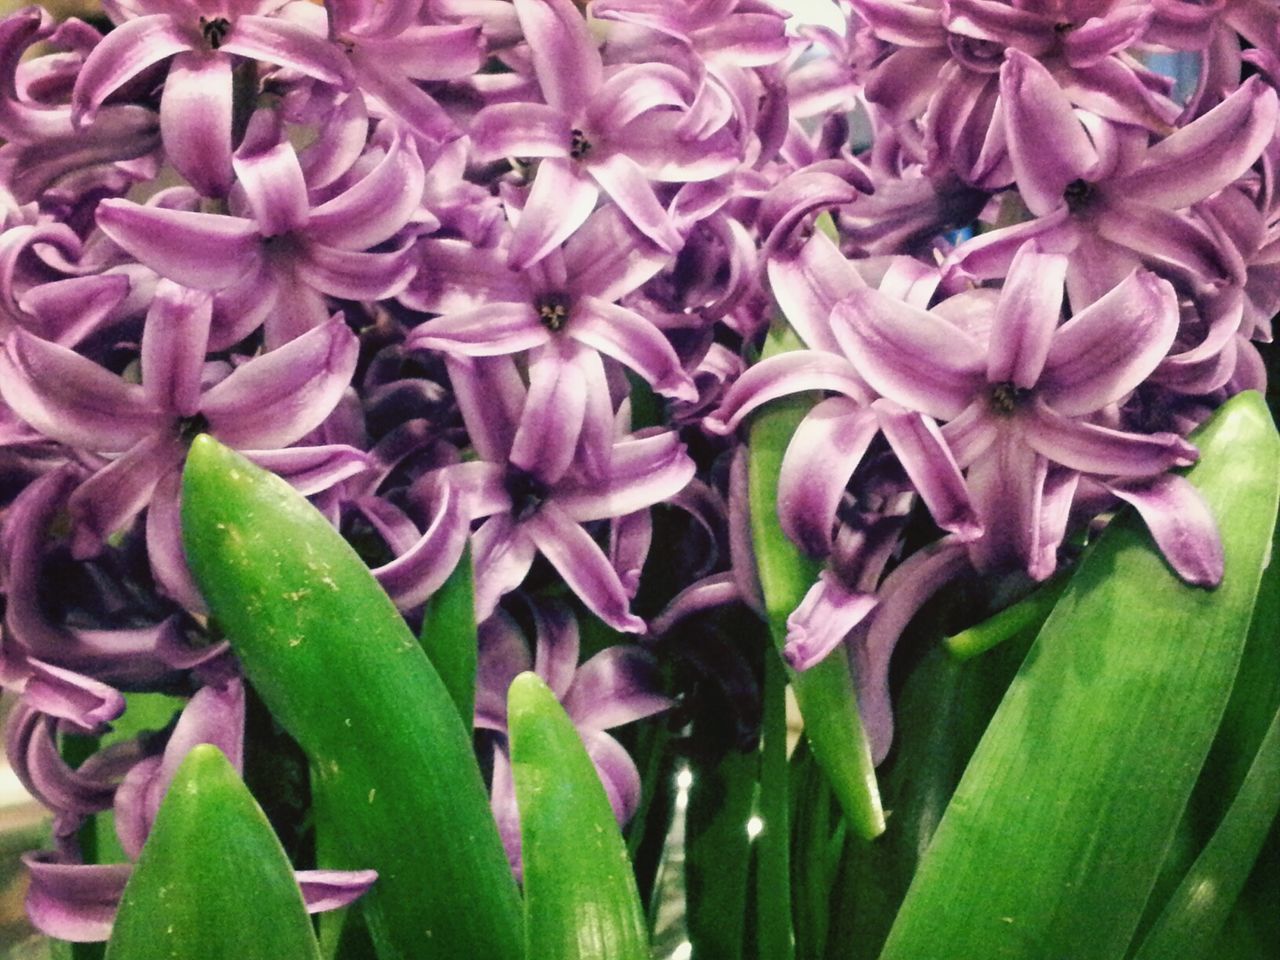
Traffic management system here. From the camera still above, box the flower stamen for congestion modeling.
[199,16,231,50]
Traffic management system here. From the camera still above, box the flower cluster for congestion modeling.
[0,0,1276,942]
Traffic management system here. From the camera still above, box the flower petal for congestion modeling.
[470,102,571,163]
[512,0,603,115]
[218,15,350,86]
[306,135,426,250]
[581,729,642,824]
[1025,401,1197,476]
[159,50,233,198]
[407,302,548,357]
[569,296,695,400]
[784,571,878,672]
[472,513,538,622]
[71,15,190,123]
[372,482,471,609]
[95,200,260,290]
[23,854,131,943]
[588,151,682,253]
[562,204,672,302]
[140,280,213,417]
[562,645,672,730]
[530,599,580,700]
[507,157,600,271]
[400,239,529,313]
[67,435,183,560]
[294,242,417,301]
[986,241,1068,389]
[1106,474,1223,587]
[475,609,533,731]
[704,350,871,435]
[766,230,862,354]
[557,430,696,523]
[297,870,380,914]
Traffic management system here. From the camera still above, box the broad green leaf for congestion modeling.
[104,744,320,960]
[879,391,1280,960]
[747,324,884,840]
[507,672,649,960]
[181,435,522,960]
[419,542,478,725]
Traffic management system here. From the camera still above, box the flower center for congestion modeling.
[200,16,231,50]
[569,129,592,160]
[989,382,1031,415]
[178,412,211,445]
[1063,178,1094,213]
[505,469,550,522]
[536,293,570,332]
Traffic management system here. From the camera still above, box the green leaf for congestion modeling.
[507,672,649,960]
[747,324,884,840]
[755,649,793,960]
[419,542,478,725]
[181,435,522,960]
[878,391,1280,960]
[104,744,321,960]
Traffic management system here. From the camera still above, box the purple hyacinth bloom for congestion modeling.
[474,599,672,873]
[836,240,1222,584]
[429,353,696,631]
[71,0,349,197]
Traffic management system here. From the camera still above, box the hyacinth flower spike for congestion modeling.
[836,240,1222,584]
[71,0,349,197]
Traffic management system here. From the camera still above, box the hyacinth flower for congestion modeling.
[474,599,672,872]
[12,678,376,942]
[469,0,740,268]
[426,353,695,631]
[0,288,367,608]
[852,0,1181,186]
[948,55,1279,307]
[836,240,1222,584]
[95,111,424,347]
[70,0,349,197]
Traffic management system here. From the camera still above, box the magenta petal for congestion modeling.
[1114,78,1280,211]
[23,854,131,943]
[523,502,646,633]
[67,435,183,560]
[562,204,671,302]
[832,288,984,419]
[1095,203,1231,288]
[297,870,380,914]
[648,572,740,637]
[557,430,695,523]
[232,131,310,238]
[140,280,213,417]
[218,15,350,86]
[507,158,600,271]
[475,609,533,731]
[408,302,548,357]
[1107,474,1223,587]
[530,600,580,700]
[1041,269,1179,416]
[160,50,233,198]
[95,200,261,291]
[402,240,529,313]
[777,397,878,558]
[446,355,526,465]
[295,242,417,301]
[705,351,871,436]
[470,102,571,162]
[244,445,372,497]
[201,316,358,449]
[588,62,692,134]
[569,296,695,400]
[562,645,672,730]
[1000,50,1100,217]
[510,340,589,485]
[588,152,682,253]
[784,571,878,672]
[20,658,125,732]
[71,15,190,122]
[144,472,204,612]
[373,479,471,609]
[986,241,1068,389]
[307,136,426,250]
[512,0,603,115]
[1025,401,1197,476]
[964,432,1053,578]
[766,231,863,353]
[472,513,539,621]
[0,329,162,451]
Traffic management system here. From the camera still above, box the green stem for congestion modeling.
[945,572,1071,660]
[755,650,793,960]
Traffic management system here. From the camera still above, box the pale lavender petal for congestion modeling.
[144,472,204,611]
[160,50,233,198]
[860,538,970,763]
[510,339,589,485]
[67,435,183,560]
[1064,6,1152,66]
[295,242,417,301]
[569,296,696,400]
[1107,474,1223,587]
[408,302,548,357]
[1114,79,1280,211]
[71,15,190,122]
[1026,401,1197,476]
[523,502,646,633]
[856,0,946,44]
[19,274,131,349]
[986,241,1068,389]
[512,0,603,115]
[874,400,983,541]
[832,288,984,419]
[588,152,682,253]
[562,645,672,730]
[23,854,130,942]
[201,316,359,448]
[20,658,125,732]
[704,351,871,435]
[446,355,526,464]
[1095,203,1230,289]
[0,329,162,451]
[297,870,379,913]
[581,729,642,824]
[349,56,458,149]
[218,15,350,85]
[373,481,471,609]
[140,280,213,417]
[95,200,260,290]
[587,63,691,135]
[1041,269,1179,416]
[401,240,529,313]
[470,102,571,162]
[784,571,878,672]
[307,136,426,250]
[557,431,696,523]
[472,513,538,622]
[507,158,600,271]
[1000,50,1099,217]
[232,129,309,238]
[562,204,672,302]
[777,397,878,557]
[529,599,580,700]
[766,230,863,354]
